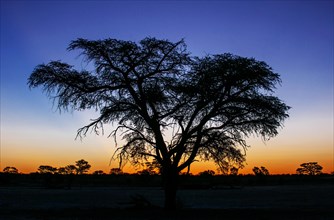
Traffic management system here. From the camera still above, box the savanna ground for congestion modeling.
[1,174,333,220]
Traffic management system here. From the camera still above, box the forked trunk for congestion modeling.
[162,168,179,210]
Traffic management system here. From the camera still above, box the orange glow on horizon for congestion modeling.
[3,158,333,175]
[2,129,333,175]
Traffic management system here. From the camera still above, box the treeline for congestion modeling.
[2,160,159,176]
[1,171,333,189]
[2,159,331,189]
[2,161,329,176]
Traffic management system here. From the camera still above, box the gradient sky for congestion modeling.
[1,0,333,174]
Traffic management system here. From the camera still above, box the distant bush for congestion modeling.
[93,170,106,175]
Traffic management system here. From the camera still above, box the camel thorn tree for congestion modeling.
[28,37,290,209]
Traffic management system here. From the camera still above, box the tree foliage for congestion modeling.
[198,170,215,177]
[65,165,77,174]
[229,167,239,176]
[252,166,270,176]
[35,160,91,175]
[136,169,157,176]
[38,165,58,174]
[75,159,91,174]
[57,167,68,175]
[296,162,323,175]
[109,168,123,175]
[3,166,19,174]
[28,37,289,209]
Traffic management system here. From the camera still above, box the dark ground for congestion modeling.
[0,174,333,219]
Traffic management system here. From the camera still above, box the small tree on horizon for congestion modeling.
[252,166,270,176]
[28,37,289,209]
[296,162,323,175]
[109,168,123,175]
[198,170,215,177]
[75,159,91,174]
[230,167,239,176]
[3,166,19,174]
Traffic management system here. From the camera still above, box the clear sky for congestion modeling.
[1,0,333,174]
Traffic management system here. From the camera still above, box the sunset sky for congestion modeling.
[1,0,333,175]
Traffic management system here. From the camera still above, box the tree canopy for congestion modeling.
[252,166,270,176]
[28,37,289,209]
[38,165,58,174]
[3,166,19,174]
[75,159,91,174]
[296,162,323,175]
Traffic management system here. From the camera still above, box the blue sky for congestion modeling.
[1,0,333,174]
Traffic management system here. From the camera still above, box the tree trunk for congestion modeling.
[163,168,179,210]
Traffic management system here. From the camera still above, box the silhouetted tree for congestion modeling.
[3,166,19,174]
[137,168,157,175]
[28,37,290,209]
[296,162,323,175]
[65,165,77,174]
[252,166,270,176]
[75,159,91,174]
[252,166,270,185]
[38,165,57,174]
[230,167,239,176]
[109,168,123,175]
[252,166,261,175]
[253,166,269,176]
[216,154,245,175]
[198,170,215,176]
